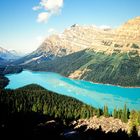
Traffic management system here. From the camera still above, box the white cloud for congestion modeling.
[41,0,63,13]
[99,25,111,30]
[37,12,50,23]
[32,6,41,11]
[91,24,111,30]
[48,28,56,33]
[33,0,64,23]
[36,35,46,44]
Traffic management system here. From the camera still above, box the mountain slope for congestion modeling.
[115,16,140,42]
[15,16,140,66]
[0,57,7,65]
[25,49,140,87]
[15,16,140,87]
[13,24,115,65]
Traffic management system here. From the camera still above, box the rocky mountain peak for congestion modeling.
[35,16,140,58]
[121,16,140,28]
[115,16,140,42]
[71,24,79,28]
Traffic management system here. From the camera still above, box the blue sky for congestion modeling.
[0,0,140,53]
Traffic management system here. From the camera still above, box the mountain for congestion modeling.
[0,47,20,61]
[0,57,7,65]
[15,16,140,86]
[115,16,140,42]
[13,24,114,65]
[15,17,140,65]
[9,50,20,56]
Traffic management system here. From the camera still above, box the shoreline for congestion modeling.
[75,78,140,89]
[5,68,140,89]
[61,72,140,88]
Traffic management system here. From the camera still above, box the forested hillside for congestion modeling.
[24,49,140,87]
[0,84,140,139]
[0,84,96,120]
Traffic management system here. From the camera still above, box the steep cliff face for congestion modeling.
[37,24,113,54]
[116,16,140,42]
[89,16,140,55]
[15,25,114,65]
[111,16,140,54]
[37,16,140,56]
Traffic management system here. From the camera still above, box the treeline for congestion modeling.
[0,84,140,124]
[0,65,22,75]
[0,75,9,89]
[0,84,97,121]
[0,67,8,88]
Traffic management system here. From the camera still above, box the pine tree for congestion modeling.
[129,110,139,135]
[32,103,37,112]
[121,104,128,123]
[138,111,140,125]
[117,109,122,119]
[112,107,118,118]
[86,110,90,119]
[43,103,48,115]
[96,108,102,118]
[103,105,109,117]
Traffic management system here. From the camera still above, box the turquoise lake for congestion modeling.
[5,70,140,111]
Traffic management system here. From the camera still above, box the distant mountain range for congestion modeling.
[6,16,140,86]
[0,47,21,65]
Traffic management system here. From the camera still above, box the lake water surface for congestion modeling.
[5,70,140,111]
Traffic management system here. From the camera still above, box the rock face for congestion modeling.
[73,116,128,133]
[116,16,140,42]
[72,116,140,136]
[35,16,140,56]
[19,25,114,65]
[37,24,110,56]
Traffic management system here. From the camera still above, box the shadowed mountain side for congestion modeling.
[23,49,140,87]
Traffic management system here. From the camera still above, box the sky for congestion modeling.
[0,0,140,53]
